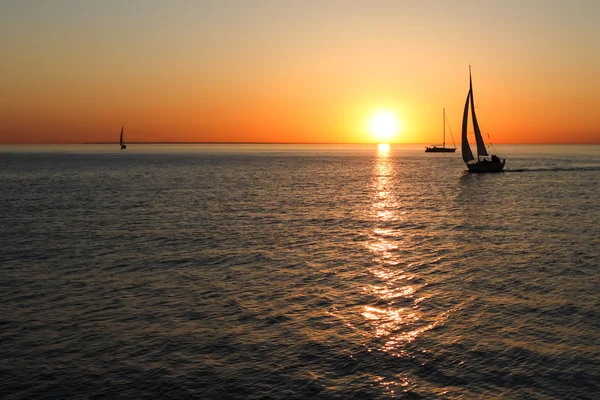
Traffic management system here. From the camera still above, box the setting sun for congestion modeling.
[369,111,400,141]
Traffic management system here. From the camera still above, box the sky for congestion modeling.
[1,0,599,144]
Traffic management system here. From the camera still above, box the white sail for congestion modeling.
[469,72,488,157]
[461,89,474,163]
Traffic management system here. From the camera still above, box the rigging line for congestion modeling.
[475,99,501,156]
[445,114,457,148]
[486,132,501,157]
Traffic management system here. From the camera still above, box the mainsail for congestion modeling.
[469,72,488,157]
[461,67,488,162]
[120,126,124,147]
[461,90,474,163]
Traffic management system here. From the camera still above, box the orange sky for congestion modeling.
[1,1,599,144]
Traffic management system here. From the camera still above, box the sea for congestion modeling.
[1,143,599,399]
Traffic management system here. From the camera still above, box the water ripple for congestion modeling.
[1,145,599,398]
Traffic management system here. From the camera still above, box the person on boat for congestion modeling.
[491,155,500,163]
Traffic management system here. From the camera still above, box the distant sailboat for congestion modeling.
[461,67,505,172]
[425,108,456,153]
[119,126,126,150]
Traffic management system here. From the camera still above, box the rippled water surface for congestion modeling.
[1,144,600,399]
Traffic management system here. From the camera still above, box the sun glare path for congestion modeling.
[378,143,390,153]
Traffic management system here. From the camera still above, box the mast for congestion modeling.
[442,108,445,147]
[469,66,488,159]
[120,126,124,146]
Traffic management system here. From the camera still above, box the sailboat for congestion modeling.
[461,67,505,172]
[425,108,456,152]
[119,126,126,150]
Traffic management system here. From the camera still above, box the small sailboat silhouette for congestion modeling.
[425,108,456,153]
[119,126,126,150]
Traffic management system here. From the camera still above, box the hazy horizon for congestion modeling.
[3,142,600,147]
[1,1,599,144]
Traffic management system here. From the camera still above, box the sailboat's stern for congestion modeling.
[466,160,505,173]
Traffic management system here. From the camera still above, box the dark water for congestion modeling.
[1,144,599,399]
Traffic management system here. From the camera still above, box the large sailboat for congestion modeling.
[425,108,456,153]
[119,126,126,150]
[461,67,504,172]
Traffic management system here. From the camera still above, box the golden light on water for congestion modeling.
[362,306,419,337]
[358,140,465,395]
[378,143,390,153]
[362,146,448,360]
[364,149,419,346]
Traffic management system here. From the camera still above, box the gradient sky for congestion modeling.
[1,0,599,144]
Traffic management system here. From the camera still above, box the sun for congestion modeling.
[369,111,400,141]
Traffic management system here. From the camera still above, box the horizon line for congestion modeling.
[1,141,599,146]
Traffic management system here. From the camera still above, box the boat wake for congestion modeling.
[505,166,600,173]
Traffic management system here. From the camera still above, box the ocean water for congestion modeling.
[1,144,599,399]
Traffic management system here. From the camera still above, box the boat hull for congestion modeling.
[466,160,505,173]
[425,147,456,153]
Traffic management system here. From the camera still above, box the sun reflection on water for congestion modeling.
[377,143,390,153]
[360,145,430,395]
[365,147,424,349]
